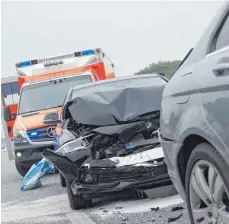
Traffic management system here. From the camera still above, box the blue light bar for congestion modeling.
[17,60,31,68]
[81,49,95,56]
[30,132,38,136]
[16,49,97,69]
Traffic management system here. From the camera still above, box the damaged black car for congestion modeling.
[43,74,171,209]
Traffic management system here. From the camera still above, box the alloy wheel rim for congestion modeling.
[189,160,229,224]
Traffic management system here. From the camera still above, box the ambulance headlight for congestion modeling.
[16,152,22,157]
[13,130,28,143]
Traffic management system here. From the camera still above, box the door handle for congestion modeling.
[213,63,229,76]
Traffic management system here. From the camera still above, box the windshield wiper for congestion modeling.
[19,105,63,115]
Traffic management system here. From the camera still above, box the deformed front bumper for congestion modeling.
[43,146,171,198]
[72,163,170,199]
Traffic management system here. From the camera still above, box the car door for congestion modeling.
[1,81,20,139]
[194,8,229,163]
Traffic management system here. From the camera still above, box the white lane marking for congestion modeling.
[92,194,184,217]
[67,212,95,224]
[4,215,69,223]
[1,194,95,224]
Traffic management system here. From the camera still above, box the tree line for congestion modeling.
[135,60,181,79]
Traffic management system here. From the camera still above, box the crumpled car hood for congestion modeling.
[66,85,165,126]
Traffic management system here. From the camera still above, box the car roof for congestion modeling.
[71,73,163,92]
[64,73,166,104]
[1,76,18,84]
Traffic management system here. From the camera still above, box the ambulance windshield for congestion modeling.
[18,75,92,114]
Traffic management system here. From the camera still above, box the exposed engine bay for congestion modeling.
[67,111,160,160]
[43,77,170,198]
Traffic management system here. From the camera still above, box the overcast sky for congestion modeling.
[1,1,224,78]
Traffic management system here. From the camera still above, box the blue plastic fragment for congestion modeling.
[21,158,55,191]
[125,142,134,149]
[146,122,153,129]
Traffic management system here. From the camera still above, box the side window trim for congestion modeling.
[207,7,229,54]
[206,45,229,58]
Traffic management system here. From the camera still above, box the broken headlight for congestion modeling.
[56,139,86,155]
[83,173,93,183]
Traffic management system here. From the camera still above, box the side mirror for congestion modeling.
[43,112,61,125]
[91,64,99,69]
[158,72,166,77]
[4,106,11,122]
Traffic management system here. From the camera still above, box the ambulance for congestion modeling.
[2,48,115,176]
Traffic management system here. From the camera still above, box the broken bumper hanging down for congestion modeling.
[43,145,170,199]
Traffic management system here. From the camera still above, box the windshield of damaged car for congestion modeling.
[71,76,166,98]
[18,75,92,114]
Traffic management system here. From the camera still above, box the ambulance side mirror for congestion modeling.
[3,106,11,122]
[43,112,61,125]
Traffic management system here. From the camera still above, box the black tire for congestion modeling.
[60,173,66,187]
[66,182,92,210]
[15,159,30,177]
[185,143,229,224]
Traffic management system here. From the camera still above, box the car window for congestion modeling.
[210,11,229,53]
[215,12,229,51]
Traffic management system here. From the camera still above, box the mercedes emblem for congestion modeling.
[47,126,56,138]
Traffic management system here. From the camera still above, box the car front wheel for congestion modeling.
[66,182,92,210]
[60,173,66,187]
[185,143,229,224]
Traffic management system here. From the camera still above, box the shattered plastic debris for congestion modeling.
[150,207,160,212]
[109,147,164,167]
[171,206,184,212]
[168,214,183,223]
[115,206,123,210]
[21,158,55,191]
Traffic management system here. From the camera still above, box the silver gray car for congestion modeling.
[160,2,229,224]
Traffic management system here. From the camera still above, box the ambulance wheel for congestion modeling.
[60,173,66,187]
[15,160,29,177]
[66,183,92,210]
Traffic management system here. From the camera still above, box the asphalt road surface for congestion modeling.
[1,149,191,224]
